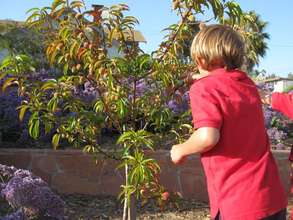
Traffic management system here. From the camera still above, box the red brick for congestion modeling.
[31,167,51,184]
[0,153,31,169]
[51,172,100,195]
[180,170,208,202]
[183,155,202,167]
[159,170,180,192]
[100,159,120,175]
[99,172,124,195]
[30,155,59,185]
[99,160,124,195]
[56,154,104,179]
[31,155,58,173]
[0,148,290,201]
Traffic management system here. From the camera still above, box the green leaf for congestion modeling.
[63,63,69,75]
[18,105,29,122]
[0,72,8,81]
[0,56,13,70]
[41,80,57,91]
[58,56,64,64]
[26,11,41,24]
[70,40,79,58]
[83,145,98,153]
[117,98,128,118]
[52,0,65,11]
[49,47,59,66]
[47,97,58,112]
[52,133,60,149]
[26,7,40,15]
[94,100,104,113]
[44,122,53,134]
[60,27,70,40]
[2,77,17,92]
[28,112,40,139]
[138,54,150,70]
[70,0,84,9]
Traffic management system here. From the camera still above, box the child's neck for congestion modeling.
[199,65,225,76]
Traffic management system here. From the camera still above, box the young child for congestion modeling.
[170,24,288,220]
[261,91,293,119]
[261,90,293,219]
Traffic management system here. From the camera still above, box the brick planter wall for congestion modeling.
[0,148,290,202]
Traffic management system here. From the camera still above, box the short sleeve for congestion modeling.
[189,85,223,129]
[271,92,293,119]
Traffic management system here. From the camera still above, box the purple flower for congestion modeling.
[167,99,179,114]
[0,164,65,220]
[1,209,26,220]
[167,91,189,114]
[275,143,285,150]
[73,80,100,103]
[267,127,287,145]
[135,80,148,97]
[256,83,274,92]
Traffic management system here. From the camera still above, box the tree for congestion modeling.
[226,11,270,72]
[0,25,47,70]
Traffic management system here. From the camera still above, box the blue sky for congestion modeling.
[0,0,292,76]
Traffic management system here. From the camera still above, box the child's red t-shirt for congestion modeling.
[272,92,293,120]
[189,68,287,220]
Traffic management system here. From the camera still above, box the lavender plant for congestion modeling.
[0,164,65,220]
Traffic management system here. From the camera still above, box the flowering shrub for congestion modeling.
[0,164,65,220]
[0,68,58,148]
[0,86,24,143]
[258,83,292,149]
[0,209,26,220]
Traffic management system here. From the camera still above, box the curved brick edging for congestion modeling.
[0,148,290,202]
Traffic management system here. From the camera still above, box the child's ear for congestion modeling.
[199,23,206,30]
[196,57,207,69]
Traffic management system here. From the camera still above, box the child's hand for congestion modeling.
[170,144,186,165]
[192,73,205,80]
[259,90,271,105]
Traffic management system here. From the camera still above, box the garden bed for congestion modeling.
[0,194,209,220]
[0,150,292,219]
[1,194,293,220]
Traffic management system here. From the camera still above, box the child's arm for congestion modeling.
[260,90,293,120]
[170,127,220,164]
[170,82,223,164]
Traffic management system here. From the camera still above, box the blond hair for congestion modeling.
[190,24,245,70]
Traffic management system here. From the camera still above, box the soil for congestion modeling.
[1,195,293,220]
[0,194,209,220]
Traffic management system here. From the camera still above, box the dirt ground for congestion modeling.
[1,195,292,219]
[62,195,210,220]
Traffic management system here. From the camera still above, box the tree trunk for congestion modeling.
[122,164,128,220]
[128,194,136,220]
[122,164,137,220]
